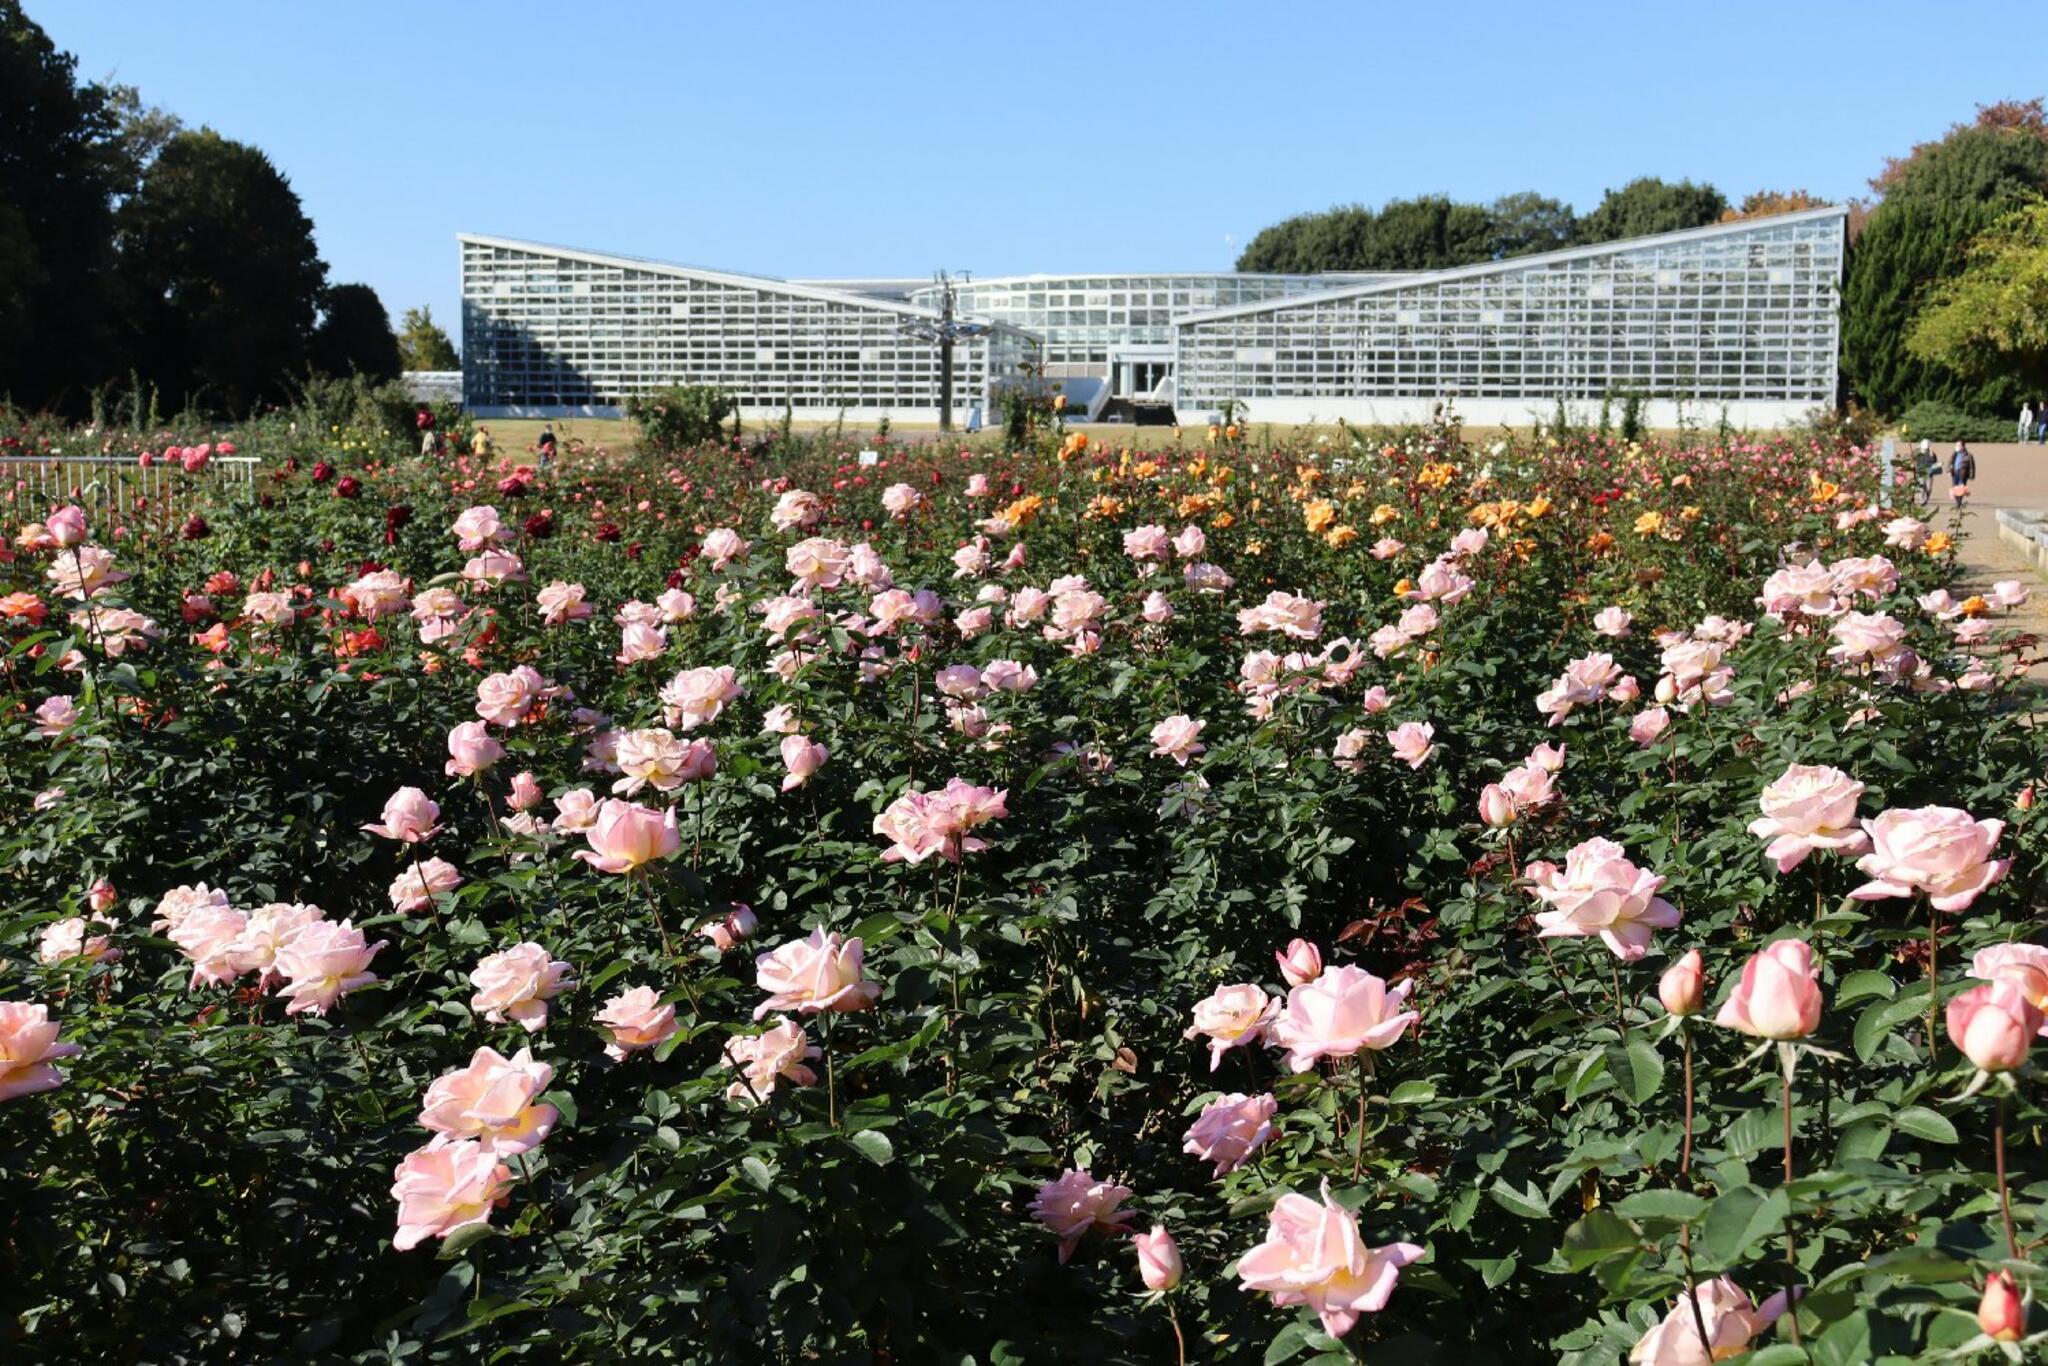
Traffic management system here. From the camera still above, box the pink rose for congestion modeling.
[451,505,506,551]
[881,482,924,518]
[1715,939,1822,1039]
[1630,1276,1794,1364]
[1123,524,1171,561]
[46,505,88,548]
[1276,939,1323,987]
[274,918,385,1015]
[1981,1271,2025,1344]
[615,621,668,664]
[1238,590,1325,641]
[573,799,681,874]
[552,787,600,832]
[1748,764,1871,873]
[1237,1179,1423,1338]
[1658,949,1706,1017]
[1028,1167,1134,1263]
[507,771,544,812]
[596,985,679,1061]
[1182,1091,1278,1176]
[981,659,1038,693]
[779,734,828,791]
[1270,966,1418,1071]
[445,721,505,777]
[468,943,576,1031]
[723,1016,821,1104]
[171,905,250,988]
[39,915,119,966]
[390,1136,512,1251]
[1172,525,1206,558]
[1526,837,1681,962]
[419,1046,559,1154]
[1971,943,2048,1027]
[226,902,324,985]
[1184,983,1277,1070]
[701,527,750,568]
[1387,721,1435,769]
[87,878,117,915]
[1149,715,1207,766]
[1947,981,2041,1072]
[389,857,462,912]
[660,664,745,730]
[752,927,880,1019]
[363,786,441,843]
[1629,707,1672,746]
[1593,605,1632,637]
[1134,1225,1182,1291]
[535,580,593,626]
[1850,807,2010,912]
[0,1001,83,1101]
[702,903,759,952]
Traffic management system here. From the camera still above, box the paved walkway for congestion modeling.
[1936,442,2048,679]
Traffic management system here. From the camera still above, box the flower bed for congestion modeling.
[1,423,2042,1362]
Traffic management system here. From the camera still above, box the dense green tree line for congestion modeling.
[0,2,437,418]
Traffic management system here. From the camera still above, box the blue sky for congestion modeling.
[38,1,2042,342]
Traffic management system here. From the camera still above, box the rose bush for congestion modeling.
[0,416,2042,1362]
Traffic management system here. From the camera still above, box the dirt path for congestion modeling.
[1938,441,2048,682]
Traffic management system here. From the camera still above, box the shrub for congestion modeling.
[1898,398,2013,441]
[624,385,735,453]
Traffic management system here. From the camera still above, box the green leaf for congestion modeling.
[1611,1037,1664,1104]
[1387,1080,1437,1106]
[1610,1189,1708,1223]
[1834,969,1897,1007]
[1488,1178,1551,1221]
[848,1129,894,1166]
[1560,1209,1636,1269]
[1699,1185,1789,1268]
[740,1156,776,1191]
[1892,1106,1957,1144]
[1744,1347,1811,1366]
[1852,994,1927,1062]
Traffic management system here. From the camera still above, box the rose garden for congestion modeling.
[0,407,2043,1363]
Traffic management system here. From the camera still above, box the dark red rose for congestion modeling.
[336,477,362,498]
[311,460,335,484]
[593,522,621,543]
[625,542,643,560]
[522,511,554,539]
[180,515,209,540]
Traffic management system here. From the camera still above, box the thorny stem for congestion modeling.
[1166,1301,1187,1366]
[823,1011,838,1129]
[1926,897,1941,1065]
[1352,1052,1371,1179]
[1997,1093,2018,1260]
[1609,957,1630,1040]
[1781,1058,1801,1346]
[639,872,677,961]
[1677,1024,1710,1359]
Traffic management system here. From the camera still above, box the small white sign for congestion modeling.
[858,450,880,467]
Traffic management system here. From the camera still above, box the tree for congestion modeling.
[396,305,460,370]
[1720,189,1830,222]
[1843,124,2048,415]
[0,1,125,413]
[1578,177,1727,243]
[101,81,183,198]
[1904,199,2048,395]
[1236,196,1497,273]
[312,284,402,383]
[115,128,328,415]
[1486,192,1578,257]
[1873,98,2048,194]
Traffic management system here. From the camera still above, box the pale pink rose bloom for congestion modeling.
[1238,590,1325,640]
[1756,562,1843,620]
[226,902,325,986]
[1447,527,1489,556]
[46,504,88,547]
[390,1136,512,1251]
[1139,590,1175,624]
[1370,537,1405,560]
[615,621,668,665]
[880,482,924,518]
[1657,949,1706,1017]
[573,799,681,874]
[780,734,828,791]
[451,505,507,552]
[87,878,117,915]
[151,883,231,934]
[1184,561,1234,593]
[785,535,851,590]
[770,489,823,532]
[1028,1167,1134,1263]
[1171,524,1206,558]
[275,918,386,1015]
[461,549,526,587]
[659,664,745,731]
[1747,764,1870,873]
[1360,686,1394,714]
[171,905,249,988]
[1593,606,1632,638]
[32,786,64,811]
[1237,1179,1424,1338]
[1387,721,1435,769]
[723,1016,821,1104]
[1714,939,1822,1039]
[952,539,992,578]
[1629,1276,1794,1365]
[419,1046,558,1154]
[1525,837,1681,962]
[758,595,821,642]
[409,586,463,624]
[596,985,679,1061]
[242,590,297,629]
[1655,640,1734,707]
[873,781,1009,864]
[445,721,505,777]
[701,527,750,568]
[506,772,544,812]
[1524,742,1565,772]
[38,915,119,966]
[535,581,593,626]
[1947,982,2041,1072]
[1395,603,1439,638]
[1046,589,1107,638]
[1183,984,1279,1071]
[33,695,78,739]
[1971,944,2048,1028]
[1182,1090,1279,1176]
[974,663,1030,699]
[1849,807,2009,911]
[654,588,695,623]
[45,544,129,599]
[1007,586,1051,624]
[1134,1225,1183,1291]
[469,943,575,1031]
[551,788,600,833]
[955,605,994,636]
[1276,939,1323,987]
[752,927,880,1019]
[613,727,695,795]
[364,786,442,843]
[1609,674,1641,703]
[702,903,759,952]
[1882,516,1929,550]
[1826,611,1908,668]
[1123,524,1172,561]
[389,857,463,912]
[1150,715,1207,767]
[1270,966,1418,1071]
[1830,554,1898,600]
[1630,706,1672,746]
[1987,579,2031,609]
[1331,727,1371,773]
[615,599,663,628]
[0,1002,83,1102]
[758,704,797,735]
[1405,558,1472,605]
[965,473,993,498]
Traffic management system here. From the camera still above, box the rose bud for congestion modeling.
[1658,949,1705,1017]
[1946,981,2042,1072]
[1981,1270,2024,1342]
[1134,1225,1183,1292]
[1275,938,1323,988]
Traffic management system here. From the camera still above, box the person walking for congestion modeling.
[2024,402,2037,445]
[1950,439,1977,508]
[2037,399,2047,443]
[1914,437,1937,503]
[536,424,557,468]
[471,426,494,460]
